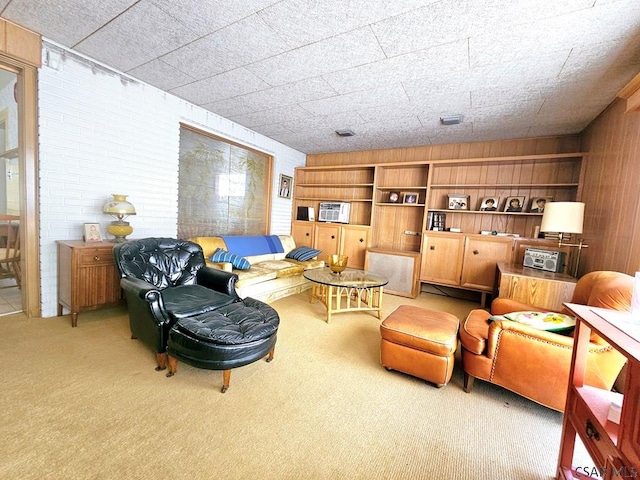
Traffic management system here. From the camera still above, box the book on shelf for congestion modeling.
[428,212,446,231]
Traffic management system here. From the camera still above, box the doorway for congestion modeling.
[0,68,21,314]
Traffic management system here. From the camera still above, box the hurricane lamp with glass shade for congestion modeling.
[540,202,588,277]
[103,194,136,243]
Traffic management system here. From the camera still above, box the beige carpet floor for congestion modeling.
[0,290,591,479]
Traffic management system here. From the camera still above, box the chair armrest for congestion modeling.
[120,276,170,325]
[486,320,574,358]
[197,266,240,299]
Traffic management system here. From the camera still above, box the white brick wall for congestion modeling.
[38,42,306,317]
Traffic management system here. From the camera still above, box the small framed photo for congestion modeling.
[447,194,470,210]
[504,196,526,213]
[278,174,292,199]
[529,196,553,213]
[388,191,401,203]
[479,197,499,211]
[83,223,103,243]
[402,192,419,204]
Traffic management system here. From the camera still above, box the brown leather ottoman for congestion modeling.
[380,305,459,387]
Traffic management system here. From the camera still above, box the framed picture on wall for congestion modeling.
[529,196,553,213]
[279,174,292,199]
[402,192,419,204]
[479,197,499,211]
[83,223,103,243]
[447,194,470,210]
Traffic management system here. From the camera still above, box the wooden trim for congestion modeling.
[0,19,41,68]
[617,71,640,113]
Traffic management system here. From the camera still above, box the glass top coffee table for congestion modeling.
[303,267,389,323]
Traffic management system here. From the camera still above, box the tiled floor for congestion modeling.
[0,278,22,316]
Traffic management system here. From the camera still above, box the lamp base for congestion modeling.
[107,220,133,243]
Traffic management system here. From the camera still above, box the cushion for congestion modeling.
[256,260,305,278]
[489,311,576,332]
[286,246,321,261]
[210,248,251,270]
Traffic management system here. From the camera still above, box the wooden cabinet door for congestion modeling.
[460,236,513,291]
[314,223,341,263]
[291,221,315,248]
[419,232,464,286]
[620,361,640,467]
[340,225,370,269]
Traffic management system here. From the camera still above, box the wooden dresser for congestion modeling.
[57,240,122,327]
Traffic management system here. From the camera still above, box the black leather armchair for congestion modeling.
[113,238,240,370]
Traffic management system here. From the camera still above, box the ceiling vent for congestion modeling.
[440,115,463,125]
[335,129,355,137]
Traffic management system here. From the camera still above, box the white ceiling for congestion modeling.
[3,0,640,154]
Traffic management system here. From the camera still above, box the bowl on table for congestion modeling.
[327,254,348,274]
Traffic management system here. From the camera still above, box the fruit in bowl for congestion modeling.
[327,254,348,274]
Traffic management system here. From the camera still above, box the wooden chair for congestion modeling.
[0,214,21,288]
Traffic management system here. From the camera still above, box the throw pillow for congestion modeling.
[489,311,576,332]
[286,246,321,262]
[210,248,251,270]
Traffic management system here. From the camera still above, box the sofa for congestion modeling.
[189,235,324,303]
[459,271,633,411]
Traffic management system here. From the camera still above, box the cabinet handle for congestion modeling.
[585,420,600,441]
[94,255,101,261]
[430,246,435,250]
[305,233,309,236]
[331,235,335,239]
[359,238,364,243]
[473,250,479,255]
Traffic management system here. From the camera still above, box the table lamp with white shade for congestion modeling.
[540,202,588,277]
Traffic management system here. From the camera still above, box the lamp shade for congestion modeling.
[540,202,585,234]
[103,194,136,218]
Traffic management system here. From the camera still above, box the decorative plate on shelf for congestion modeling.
[388,191,400,203]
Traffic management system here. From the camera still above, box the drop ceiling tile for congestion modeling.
[170,68,270,105]
[251,123,295,136]
[234,77,338,112]
[323,39,469,94]
[281,111,365,133]
[229,105,315,128]
[151,0,281,37]
[201,98,258,118]
[356,104,420,123]
[2,0,136,46]
[160,14,290,79]
[74,1,199,72]
[127,59,195,91]
[245,26,386,86]
[258,0,439,47]
[300,84,409,116]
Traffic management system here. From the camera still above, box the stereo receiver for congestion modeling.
[523,248,565,273]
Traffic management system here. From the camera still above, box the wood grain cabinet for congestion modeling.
[291,221,370,269]
[57,240,122,327]
[420,232,512,305]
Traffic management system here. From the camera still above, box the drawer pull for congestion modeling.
[359,238,364,243]
[305,233,309,236]
[430,246,435,250]
[94,255,101,261]
[585,420,600,441]
[331,235,335,239]
[473,250,479,255]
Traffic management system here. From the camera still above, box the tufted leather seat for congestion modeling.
[113,238,241,371]
[167,297,280,392]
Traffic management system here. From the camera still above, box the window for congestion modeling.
[178,125,272,238]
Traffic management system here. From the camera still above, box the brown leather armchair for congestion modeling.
[459,271,634,411]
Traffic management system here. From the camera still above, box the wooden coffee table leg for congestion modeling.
[221,369,231,393]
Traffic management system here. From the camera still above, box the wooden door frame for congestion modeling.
[0,55,41,317]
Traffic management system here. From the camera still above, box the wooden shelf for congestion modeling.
[297,197,372,202]
[297,183,374,187]
[377,186,428,190]
[428,209,542,216]
[430,183,579,189]
[375,203,425,207]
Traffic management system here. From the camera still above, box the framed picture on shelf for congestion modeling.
[278,174,292,199]
[402,192,419,204]
[83,223,103,243]
[447,194,470,210]
[388,191,401,203]
[529,196,553,213]
[504,196,526,212]
[479,196,499,211]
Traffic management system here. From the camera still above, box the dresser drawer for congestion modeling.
[78,248,115,267]
[570,394,619,466]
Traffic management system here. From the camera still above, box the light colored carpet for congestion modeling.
[0,290,590,479]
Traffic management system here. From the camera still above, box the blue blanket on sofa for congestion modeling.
[221,235,284,258]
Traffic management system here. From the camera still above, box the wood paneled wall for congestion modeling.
[306,136,582,166]
[580,98,640,275]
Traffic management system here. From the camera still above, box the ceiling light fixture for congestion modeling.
[335,129,355,137]
[440,115,463,125]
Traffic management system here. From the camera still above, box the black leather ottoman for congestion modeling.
[166,297,280,392]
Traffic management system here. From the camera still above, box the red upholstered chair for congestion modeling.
[459,271,634,411]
